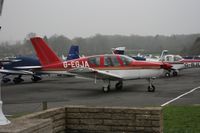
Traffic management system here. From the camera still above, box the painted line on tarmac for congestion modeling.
[161,86,200,107]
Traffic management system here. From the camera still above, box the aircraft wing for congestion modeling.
[68,67,122,80]
[14,66,77,76]
[0,69,33,75]
[14,66,42,69]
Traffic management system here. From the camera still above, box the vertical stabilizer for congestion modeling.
[30,37,61,66]
[67,45,79,60]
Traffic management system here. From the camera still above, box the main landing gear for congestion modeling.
[101,79,156,93]
[13,75,24,84]
[165,70,178,77]
[147,78,155,92]
[102,80,123,93]
[31,75,42,82]
[102,80,111,93]
[115,81,123,90]
[2,77,11,83]
[1,75,11,83]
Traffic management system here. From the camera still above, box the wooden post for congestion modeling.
[42,101,47,110]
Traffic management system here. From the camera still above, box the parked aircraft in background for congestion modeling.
[0,45,80,84]
[112,47,126,55]
[112,47,146,61]
[112,48,200,77]
[183,56,200,60]
[0,56,41,84]
[30,37,172,93]
[62,45,79,61]
[146,50,200,76]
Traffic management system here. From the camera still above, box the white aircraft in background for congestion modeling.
[112,47,200,77]
[146,50,200,77]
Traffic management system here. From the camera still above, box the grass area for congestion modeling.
[163,105,200,133]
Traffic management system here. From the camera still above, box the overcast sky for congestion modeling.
[0,0,200,42]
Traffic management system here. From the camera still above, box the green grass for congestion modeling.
[163,105,200,133]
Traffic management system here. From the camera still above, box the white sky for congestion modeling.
[0,0,200,42]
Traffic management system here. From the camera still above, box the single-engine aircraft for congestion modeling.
[62,45,80,61]
[113,47,200,77]
[0,45,80,84]
[30,37,172,92]
[146,50,200,77]
[0,56,41,83]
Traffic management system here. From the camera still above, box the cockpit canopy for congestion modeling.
[87,54,134,67]
[164,55,183,62]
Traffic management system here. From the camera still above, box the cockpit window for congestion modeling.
[104,55,121,67]
[104,56,112,66]
[165,56,173,62]
[111,56,121,66]
[88,56,100,66]
[119,55,133,66]
[174,55,182,61]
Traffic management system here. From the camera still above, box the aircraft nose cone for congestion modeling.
[161,63,172,70]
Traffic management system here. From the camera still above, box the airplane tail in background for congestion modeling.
[30,37,62,66]
[160,50,168,61]
[67,45,79,60]
[112,47,125,55]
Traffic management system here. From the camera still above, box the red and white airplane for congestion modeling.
[30,37,172,93]
[147,50,200,76]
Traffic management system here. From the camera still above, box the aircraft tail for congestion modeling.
[30,37,61,66]
[160,50,168,61]
[67,45,79,60]
[112,47,125,55]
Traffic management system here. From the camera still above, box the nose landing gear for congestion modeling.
[147,78,155,92]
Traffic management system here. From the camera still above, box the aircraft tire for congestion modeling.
[31,75,42,82]
[13,77,24,84]
[148,85,155,92]
[102,85,110,93]
[115,81,123,90]
[172,71,178,76]
[165,72,170,77]
[2,78,11,83]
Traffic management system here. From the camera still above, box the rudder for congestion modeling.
[30,37,61,66]
[67,45,79,60]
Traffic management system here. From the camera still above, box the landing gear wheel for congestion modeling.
[165,72,170,77]
[13,77,24,84]
[172,71,178,76]
[31,75,42,82]
[148,85,155,92]
[102,85,110,93]
[115,81,123,90]
[2,78,11,83]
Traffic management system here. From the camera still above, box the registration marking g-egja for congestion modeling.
[63,60,90,69]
